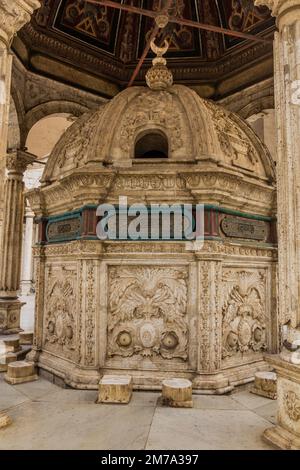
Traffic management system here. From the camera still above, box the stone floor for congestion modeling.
[0,371,277,450]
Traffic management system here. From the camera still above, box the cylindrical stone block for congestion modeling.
[162,378,193,408]
[98,375,133,404]
[251,371,277,400]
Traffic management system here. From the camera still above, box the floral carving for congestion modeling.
[118,90,185,155]
[222,270,267,359]
[0,0,40,45]
[284,391,300,422]
[44,265,77,360]
[108,266,189,361]
[85,262,96,366]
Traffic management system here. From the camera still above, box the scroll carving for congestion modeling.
[43,265,77,360]
[222,269,268,359]
[108,266,189,361]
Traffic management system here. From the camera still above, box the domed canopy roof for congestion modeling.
[43,83,275,184]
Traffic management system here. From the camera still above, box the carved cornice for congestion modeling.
[0,0,40,46]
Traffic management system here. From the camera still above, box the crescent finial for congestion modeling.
[150,39,169,58]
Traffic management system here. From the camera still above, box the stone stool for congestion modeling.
[4,361,38,385]
[0,412,11,429]
[162,378,193,408]
[19,331,34,345]
[251,371,277,400]
[98,375,133,404]
[0,352,17,372]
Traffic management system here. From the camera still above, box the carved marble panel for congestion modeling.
[278,377,300,437]
[43,264,78,362]
[107,266,189,363]
[221,267,268,364]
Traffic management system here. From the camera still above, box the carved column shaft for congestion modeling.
[0,151,35,334]
[255,0,300,450]
[0,0,40,225]
[256,0,300,331]
[275,20,300,331]
[0,45,12,225]
[0,153,26,297]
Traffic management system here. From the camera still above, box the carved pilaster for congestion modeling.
[28,245,45,361]
[197,258,223,373]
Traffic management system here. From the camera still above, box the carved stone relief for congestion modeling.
[116,90,191,158]
[222,269,268,360]
[284,391,300,422]
[43,264,77,361]
[202,100,263,174]
[108,266,189,362]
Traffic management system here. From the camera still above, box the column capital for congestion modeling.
[0,0,40,46]
[6,149,36,176]
[255,0,300,18]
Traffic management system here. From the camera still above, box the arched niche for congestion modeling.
[135,130,169,159]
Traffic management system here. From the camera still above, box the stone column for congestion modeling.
[21,204,35,295]
[0,150,35,334]
[255,0,300,449]
[0,0,41,225]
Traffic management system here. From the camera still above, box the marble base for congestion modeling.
[162,378,193,408]
[19,331,34,345]
[98,375,133,404]
[263,425,300,450]
[251,371,277,400]
[0,300,24,335]
[262,355,300,450]
[5,360,38,385]
[0,412,11,429]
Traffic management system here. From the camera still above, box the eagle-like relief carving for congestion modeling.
[108,266,189,361]
[222,270,267,359]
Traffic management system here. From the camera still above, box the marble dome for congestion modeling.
[42,84,275,185]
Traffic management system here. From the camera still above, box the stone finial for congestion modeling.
[146,39,173,91]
